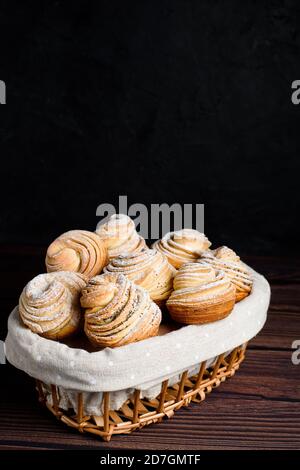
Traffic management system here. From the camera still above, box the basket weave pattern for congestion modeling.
[35,343,247,441]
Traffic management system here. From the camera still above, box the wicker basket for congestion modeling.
[35,343,246,442]
[6,264,270,442]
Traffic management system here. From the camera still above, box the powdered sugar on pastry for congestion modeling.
[81,272,162,348]
[152,229,211,269]
[173,262,215,290]
[46,230,107,278]
[199,248,252,302]
[167,262,236,324]
[104,248,175,306]
[19,272,87,339]
[96,214,146,260]
[212,246,241,262]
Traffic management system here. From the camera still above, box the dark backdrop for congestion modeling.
[0,0,299,255]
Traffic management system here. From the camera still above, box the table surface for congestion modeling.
[0,246,299,450]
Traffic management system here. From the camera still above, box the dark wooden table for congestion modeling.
[0,246,299,450]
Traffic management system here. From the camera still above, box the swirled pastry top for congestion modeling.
[95,214,146,259]
[152,229,211,268]
[81,273,162,348]
[167,269,235,307]
[46,230,107,278]
[19,272,87,339]
[199,250,252,301]
[103,248,175,304]
[166,261,236,324]
[173,262,216,290]
[212,246,241,262]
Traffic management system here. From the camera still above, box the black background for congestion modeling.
[0,0,299,255]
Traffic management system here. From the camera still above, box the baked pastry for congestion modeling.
[212,245,241,262]
[173,261,216,290]
[199,248,252,301]
[81,273,162,348]
[95,214,146,260]
[104,248,176,306]
[19,272,87,340]
[152,229,211,269]
[166,262,236,324]
[46,230,107,278]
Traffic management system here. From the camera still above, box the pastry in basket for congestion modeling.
[103,248,176,307]
[199,247,252,301]
[46,230,107,278]
[95,214,146,260]
[212,245,241,262]
[166,262,236,324]
[81,272,162,348]
[152,228,211,269]
[19,271,87,340]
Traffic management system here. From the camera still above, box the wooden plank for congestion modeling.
[0,392,299,450]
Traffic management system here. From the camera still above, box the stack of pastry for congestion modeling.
[153,229,211,269]
[96,214,146,260]
[166,262,236,324]
[104,248,175,306]
[81,273,162,348]
[199,246,253,301]
[18,215,253,347]
[19,271,87,340]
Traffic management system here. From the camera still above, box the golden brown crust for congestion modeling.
[152,229,211,269]
[199,248,252,302]
[104,248,176,306]
[19,272,87,340]
[167,263,236,324]
[46,230,107,278]
[81,273,162,348]
[96,214,146,260]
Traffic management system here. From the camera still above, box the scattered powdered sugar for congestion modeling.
[26,274,56,300]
